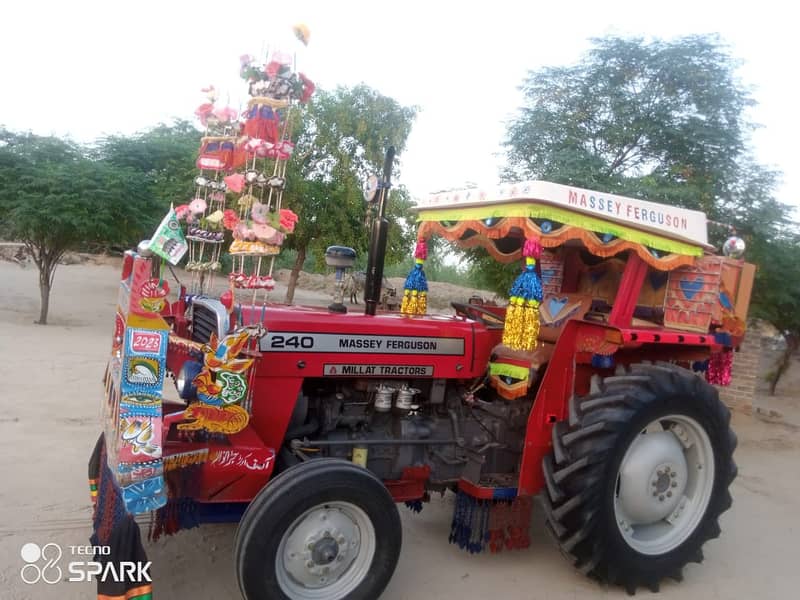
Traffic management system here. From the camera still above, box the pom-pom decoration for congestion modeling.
[401,240,429,315]
[706,351,733,386]
[501,238,543,351]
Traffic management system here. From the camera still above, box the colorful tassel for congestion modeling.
[502,238,543,351]
[706,350,733,385]
[401,240,429,315]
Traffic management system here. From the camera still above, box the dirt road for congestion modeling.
[0,260,798,599]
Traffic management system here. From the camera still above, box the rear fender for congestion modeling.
[517,320,622,495]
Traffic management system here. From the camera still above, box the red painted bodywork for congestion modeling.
[164,253,729,503]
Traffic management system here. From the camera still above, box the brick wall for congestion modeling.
[717,330,762,410]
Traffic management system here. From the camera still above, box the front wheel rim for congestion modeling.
[613,413,715,555]
[275,501,376,599]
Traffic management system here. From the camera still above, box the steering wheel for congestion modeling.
[451,302,506,329]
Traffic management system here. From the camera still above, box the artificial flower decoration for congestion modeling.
[189,198,207,214]
[279,209,299,233]
[175,204,190,221]
[252,223,278,242]
[251,202,269,224]
[222,209,240,231]
[264,60,283,80]
[245,138,265,154]
[200,85,218,102]
[206,210,224,225]
[194,103,214,126]
[293,23,311,46]
[213,106,238,123]
[224,173,245,193]
[238,193,256,209]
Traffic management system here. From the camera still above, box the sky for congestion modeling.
[2,0,797,214]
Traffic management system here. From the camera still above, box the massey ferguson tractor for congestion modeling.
[90,152,752,599]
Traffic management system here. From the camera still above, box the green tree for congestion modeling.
[97,120,200,207]
[470,35,795,299]
[0,130,158,324]
[282,85,417,303]
[748,234,800,395]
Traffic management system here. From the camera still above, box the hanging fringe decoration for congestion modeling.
[448,490,532,554]
[502,237,543,351]
[401,240,429,315]
[707,350,733,385]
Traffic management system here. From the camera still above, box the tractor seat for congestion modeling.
[538,293,593,343]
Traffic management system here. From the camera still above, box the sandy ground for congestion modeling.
[0,258,799,599]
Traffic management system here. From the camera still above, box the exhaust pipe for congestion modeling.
[364,146,395,316]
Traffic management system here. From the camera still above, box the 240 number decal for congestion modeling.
[270,335,314,349]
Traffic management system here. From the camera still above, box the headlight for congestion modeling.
[176,361,203,400]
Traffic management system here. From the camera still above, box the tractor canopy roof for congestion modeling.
[413,180,714,271]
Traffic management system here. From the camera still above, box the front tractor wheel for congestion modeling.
[541,364,737,593]
[235,458,402,600]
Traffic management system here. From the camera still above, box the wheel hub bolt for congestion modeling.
[671,481,678,488]
[306,560,314,569]
[667,491,672,498]
[659,494,665,501]
[671,472,677,478]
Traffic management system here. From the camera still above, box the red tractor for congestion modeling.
[90,164,752,599]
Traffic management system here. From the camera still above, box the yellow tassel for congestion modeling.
[402,289,421,316]
[520,299,540,351]
[503,297,525,349]
[417,292,427,315]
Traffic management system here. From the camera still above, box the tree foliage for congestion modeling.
[0,129,161,323]
[470,35,797,304]
[281,85,417,303]
[748,233,800,394]
[96,120,200,207]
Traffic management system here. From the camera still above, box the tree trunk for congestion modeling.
[284,246,307,305]
[37,260,53,325]
[769,334,799,396]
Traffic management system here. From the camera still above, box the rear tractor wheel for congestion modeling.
[235,458,402,600]
[542,363,737,593]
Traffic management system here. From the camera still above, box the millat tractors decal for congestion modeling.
[324,364,434,377]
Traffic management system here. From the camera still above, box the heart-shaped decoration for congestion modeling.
[548,297,568,316]
[680,277,705,300]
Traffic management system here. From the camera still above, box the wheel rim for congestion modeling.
[613,413,715,555]
[275,501,375,599]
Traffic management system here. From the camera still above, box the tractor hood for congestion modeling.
[239,304,493,380]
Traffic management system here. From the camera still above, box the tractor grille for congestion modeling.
[191,299,226,345]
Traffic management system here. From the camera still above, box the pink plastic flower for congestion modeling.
[175,204,190,221]
[224,173,245,193]
[194,103,214,126]
[213,106,238,123]
[189,198,207,214]
[245,138,265,154]
[264,60,282,79]
[251,202,269,224]
[252,223,278,242]
[279,208,299,233]
[222,209,239,231]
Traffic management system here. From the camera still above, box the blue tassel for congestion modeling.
[404,263,428,292]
